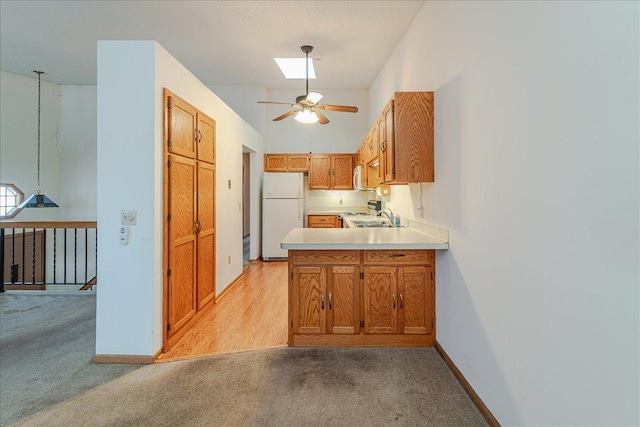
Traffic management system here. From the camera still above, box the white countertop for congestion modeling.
[281,227,449,250]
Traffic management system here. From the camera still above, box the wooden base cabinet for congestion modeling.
[290,254,360,338]
[364,265,433,335]
[307,214,342,228]
[288,249,435,347]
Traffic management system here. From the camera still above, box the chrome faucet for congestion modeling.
[379,208,396,227]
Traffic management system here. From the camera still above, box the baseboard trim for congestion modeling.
[435,341,500,427]
[93,353,155,364]
[215,272,244,303]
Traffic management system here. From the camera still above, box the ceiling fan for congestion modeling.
[258,45,358,125]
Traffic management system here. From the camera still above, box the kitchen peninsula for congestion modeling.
[281,225,448,348]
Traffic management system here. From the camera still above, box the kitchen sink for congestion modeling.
[352,219,392,228]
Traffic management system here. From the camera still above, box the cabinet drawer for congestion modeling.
[292,250,360,265]
[364,250,431,265]
[308,215,338,227]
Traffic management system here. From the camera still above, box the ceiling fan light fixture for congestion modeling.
[295,109,319,124]
[274,58,316,79]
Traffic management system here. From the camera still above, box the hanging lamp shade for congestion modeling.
[20,70,58,209]
[19,193,58,208]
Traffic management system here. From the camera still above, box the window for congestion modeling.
[0,183,24,219]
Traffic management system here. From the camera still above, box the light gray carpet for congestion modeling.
[0,291,143,426]
[2,292,487,427]
[9,347,487,427]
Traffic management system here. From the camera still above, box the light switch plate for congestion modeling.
[121,210,137,225]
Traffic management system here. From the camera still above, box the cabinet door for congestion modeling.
[309,155,331,189]
[287,155,309,172]
[167,95,197,159]
[363,266,397,334]
[377,116,386,184]
[382,101,395,182]
[398,266,433,335]
[168,155,197,335]
[331,154,354,190]
[327,266,360,334]
[292,266,327,334]
[264,154,288,172]
[196,161,216,310]
[197,113,216,164]
[370,124,379,161]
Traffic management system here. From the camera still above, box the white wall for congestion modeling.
[266,89,368,154]
[0,71,61,221]
[208,85,267,137]
[370,2,639,425]
[96,41,263,357]
[59,85,97,220]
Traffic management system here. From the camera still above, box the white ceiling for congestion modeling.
[0,1,425,89]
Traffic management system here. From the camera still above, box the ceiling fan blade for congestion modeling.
[315,110,330,125]
[273,109,298,121]
[258,101,297,106]
[318,104,359,113]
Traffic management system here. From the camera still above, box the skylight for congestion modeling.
[274,58,316,79]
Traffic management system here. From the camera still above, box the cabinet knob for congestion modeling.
[328,292,332,309]
[321,292,325,310]
[392,294,396,309]
[399,293,404,309]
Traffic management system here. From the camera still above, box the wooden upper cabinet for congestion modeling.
[165,89,216,164]
[167,94,197,159]
[264,154,309,172]
[287,155,310,172]
[309,154,353,190]
[379,92,434,184]
[197,113,216,164]
[309,154,331,189]
[264,154,288,172]
[331,155,354,190]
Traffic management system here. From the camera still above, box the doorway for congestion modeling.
[242,148,251,268]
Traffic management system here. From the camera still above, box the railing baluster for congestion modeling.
[53,229,57,284]
[11,229,15,284]
[84,228,88,285]
[32,228,36,285]
[64,229,67,284]
[21,228,25,285]
[74,228,77,284]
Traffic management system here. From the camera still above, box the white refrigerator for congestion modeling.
[262,172,304,260]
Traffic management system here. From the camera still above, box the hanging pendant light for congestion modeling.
[19,71,58,209]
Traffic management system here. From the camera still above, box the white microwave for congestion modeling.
[353,165,365,190]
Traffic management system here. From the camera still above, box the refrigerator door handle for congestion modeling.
[298,198,302,220]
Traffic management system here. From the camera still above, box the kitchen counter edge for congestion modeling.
[281,227,449,251]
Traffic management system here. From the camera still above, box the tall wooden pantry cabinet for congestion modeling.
[163,89,216,350]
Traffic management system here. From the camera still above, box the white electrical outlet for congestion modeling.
[121,210,137,225]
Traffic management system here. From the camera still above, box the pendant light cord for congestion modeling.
[35,70,43,195]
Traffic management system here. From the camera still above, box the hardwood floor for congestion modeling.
[160,260,289,361]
